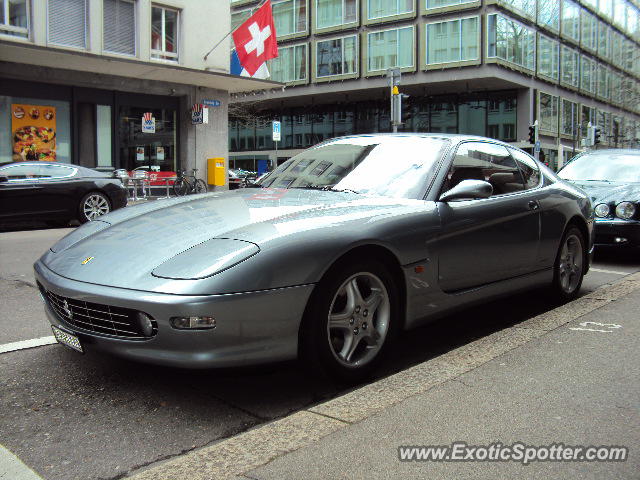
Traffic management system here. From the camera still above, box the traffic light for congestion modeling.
[594,126,601,144]
[528,121,538,144]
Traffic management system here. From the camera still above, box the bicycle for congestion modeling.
[173,169,208,196]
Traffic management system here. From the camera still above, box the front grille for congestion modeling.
[41,286,157,340]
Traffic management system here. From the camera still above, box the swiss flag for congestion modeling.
[232,1,278,77]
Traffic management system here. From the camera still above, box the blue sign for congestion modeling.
[272,121,281,141]
[202,99,221,107]
[534,140,541,153]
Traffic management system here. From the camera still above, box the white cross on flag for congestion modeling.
[232,0,278,77]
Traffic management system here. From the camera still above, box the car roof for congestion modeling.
[0,162,104,177]
[328,132,517,148]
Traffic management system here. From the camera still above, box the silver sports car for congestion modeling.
[35,134,593,381]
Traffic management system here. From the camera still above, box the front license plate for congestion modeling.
[52,325,83,353]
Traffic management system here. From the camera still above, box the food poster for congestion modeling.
[12,104,57,162]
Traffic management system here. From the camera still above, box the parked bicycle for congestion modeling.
[173,169,208,196]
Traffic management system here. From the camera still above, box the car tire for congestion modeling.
[551,225,586,302]
[195,179,208,194]
[78,192,111,223]
[300,260,399,383]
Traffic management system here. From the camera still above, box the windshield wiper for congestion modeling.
[321,186,360,194]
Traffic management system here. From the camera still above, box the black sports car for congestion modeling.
[0,162,128,226]
[558,149,640,249]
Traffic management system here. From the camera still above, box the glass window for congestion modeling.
[269,43,307,82]
[103,0,135,56]
[39,164,76,178]
[0,163,42,179]
[537,34,559,80]
[487,96,517,142]
[561,45,580,88]
[610,71,622,104]
[539,92,559,133]
[537,0,559,31]
[367,26,414,72]
[580,56,596,94]
[258,136,449,199]
[623,38,635,72]
[610,30,623,67]
[597,22,610,60]
[0,0,29,38]
[561,0,579,42]
[510,148,540,189]
[445,142,524,196]
[597,64,610,99]
[316,0,356,29]
[426,0,476,9]
[600,0,613,20]
[580,10,597,51]
[497,0,535,19]
[487,13,535,71]
[273,0,307,37]
[316,34,357,77]
[367,0,412,19]
[231,8,254,31]
[560,98,578,136]
[426,16,478,65]
[151,5,178,61]
[48,0,87,48]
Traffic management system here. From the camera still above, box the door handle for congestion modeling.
[528,200,540,211]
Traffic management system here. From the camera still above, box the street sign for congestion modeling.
[386,67,401,86]
[141,112,155,133]
[191,104,209,125]
[202,99,221,107]
[534,140,541,153]
[272,120,281,141]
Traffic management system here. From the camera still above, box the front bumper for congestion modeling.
[35,260,314,368]
[594,219,640,248]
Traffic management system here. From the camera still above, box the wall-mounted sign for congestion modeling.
[192,104,209,125]
[11,104,57,162]
[142,112,156,133]
[202,99,221,107]
[272,120,281,142]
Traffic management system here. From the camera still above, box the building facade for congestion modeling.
[229,0,640,171]
[0,0,276,183]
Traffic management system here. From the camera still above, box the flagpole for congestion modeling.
[203,0,271,61]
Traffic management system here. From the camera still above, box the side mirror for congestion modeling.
[0,176,8,183]
[439,179,493,202]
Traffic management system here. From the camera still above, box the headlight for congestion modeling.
[615,202,636,220]
[594,203,610,218]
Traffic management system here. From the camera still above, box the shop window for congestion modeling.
[367,0,412,20]
[151,5,178,61]
[316,34,357,77]
[273,0,307,37]
[315,0,356,29]
[426,16,478,65]
[367,26,414,72]
[268,43,307,83]
[0,0,29,38]
[48,0,87,49]
[487,13,535,71]
[103,0,135,56]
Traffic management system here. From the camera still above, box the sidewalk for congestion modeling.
[127,273,640,480]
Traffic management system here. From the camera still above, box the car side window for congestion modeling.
[442,142,525,197]
[39,165,76,179]
[0,164,42,180]
[509,149,541,190]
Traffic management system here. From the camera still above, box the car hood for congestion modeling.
[40,189,422,292]
[565,180,640,204]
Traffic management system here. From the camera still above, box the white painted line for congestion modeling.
[0,444,44,480]
[590,268,630,275]
[0,336,57,354]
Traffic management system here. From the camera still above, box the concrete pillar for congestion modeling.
[517,88,534,143]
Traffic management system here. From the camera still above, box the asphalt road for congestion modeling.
[0,226,638,480]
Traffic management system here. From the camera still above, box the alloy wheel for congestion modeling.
[558,233,583,295]
[83,194,110,220]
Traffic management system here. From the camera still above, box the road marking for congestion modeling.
[0,444,44,479]
[569,321,623,333]
[590,268,629,275]
[0,336,57,354]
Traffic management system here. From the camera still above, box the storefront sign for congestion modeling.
[202,99,221,107]
[11,104,57,162]
[142,112,156,133]
[156,146,165,161]
[191,104,209,125]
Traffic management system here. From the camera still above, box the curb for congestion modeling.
[126,272,640,480]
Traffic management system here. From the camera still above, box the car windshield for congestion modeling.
[256,136,449,199]
[558,153,640,183]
